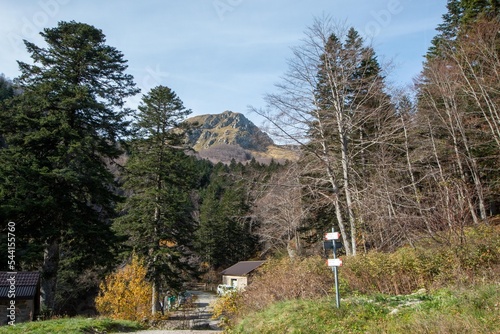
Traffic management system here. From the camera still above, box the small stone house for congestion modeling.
[221,261,265,290]
[0,272,41,325]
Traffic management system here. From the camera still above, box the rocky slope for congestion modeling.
[184,111,298,164]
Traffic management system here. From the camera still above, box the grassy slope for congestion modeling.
[0,317,144,334]
[234,284,500,334]
[251,145,300,161]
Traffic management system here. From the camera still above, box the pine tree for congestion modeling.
[0,21,139,312]
[113,85,199,314]
[428,0,500,58]
[0,74,14,101]
[418,0,500,225]
[0,74,14,148]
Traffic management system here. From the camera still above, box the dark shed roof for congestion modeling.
[221,261,265,276]
[0,272,40,299]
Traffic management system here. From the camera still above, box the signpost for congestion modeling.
[324,232,341,241]
[325,228,342,308]
[327,258,342,267]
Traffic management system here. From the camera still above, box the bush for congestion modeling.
[211,291,243,330]
[242,256,334,312]
[211,255,334,330]
[342,224,500,295]
[95,254,152,321]
[232,284,500,334]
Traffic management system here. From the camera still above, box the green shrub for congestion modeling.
[211,291,242,330]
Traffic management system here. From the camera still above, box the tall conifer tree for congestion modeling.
[418,0,500,223]
[0,21,139,311]
[114,85,199,314]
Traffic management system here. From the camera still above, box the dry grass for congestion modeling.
[233,284,500,333]
[241,256,335,312]
[341,224,500,295]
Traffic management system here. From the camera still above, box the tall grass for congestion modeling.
[381,285,500,333]
[241,256,334,312]
[211,256,334,331]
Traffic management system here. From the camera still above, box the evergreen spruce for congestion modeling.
[310,27,391,254]
[0,21,139,312]
[0,74,14,101]
[113,85,199,313]
[428,0,500,58]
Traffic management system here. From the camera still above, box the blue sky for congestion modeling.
[0,0,447,125]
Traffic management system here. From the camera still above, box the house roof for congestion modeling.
[221,261,265,276]
[0,272,40,299]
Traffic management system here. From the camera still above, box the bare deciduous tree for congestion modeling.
[253,163,307,258]
[251,17,392,255]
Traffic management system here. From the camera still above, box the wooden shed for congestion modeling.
[0,272,41,325]
[221,261,265,290]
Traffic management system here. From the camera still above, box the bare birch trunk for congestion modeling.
[340,133,356,255]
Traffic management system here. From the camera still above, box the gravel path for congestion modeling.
[113,291,223,334]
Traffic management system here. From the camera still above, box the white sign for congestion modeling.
[327,258,343,267]
[324,232,341,240]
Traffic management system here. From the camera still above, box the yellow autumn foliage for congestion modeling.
[95,254,152,321]
[211,290,242,330]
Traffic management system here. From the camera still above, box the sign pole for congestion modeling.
[332,228,340,308]
[324,228,342,308]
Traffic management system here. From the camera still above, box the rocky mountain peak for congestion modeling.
[183,111,298,164]
[185,111,274,152]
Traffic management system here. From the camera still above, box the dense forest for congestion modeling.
[1,0,499,316]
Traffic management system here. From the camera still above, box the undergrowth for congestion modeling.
[342,224,500,294]
[216,224,500,333]
[233,284,500,333]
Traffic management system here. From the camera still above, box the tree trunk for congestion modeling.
[151,203,160,315]
[340,133,356,255]
[403,114,435,238]
[151,280,157,315]
[317,114,352,256]
[41,238,60,312]
[325,163,352,256]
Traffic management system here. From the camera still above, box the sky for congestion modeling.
[0,0,448,126]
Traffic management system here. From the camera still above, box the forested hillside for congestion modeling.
[0,0,499,320]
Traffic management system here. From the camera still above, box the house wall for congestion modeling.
[222,275,248,289]
[0,299,34,325]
